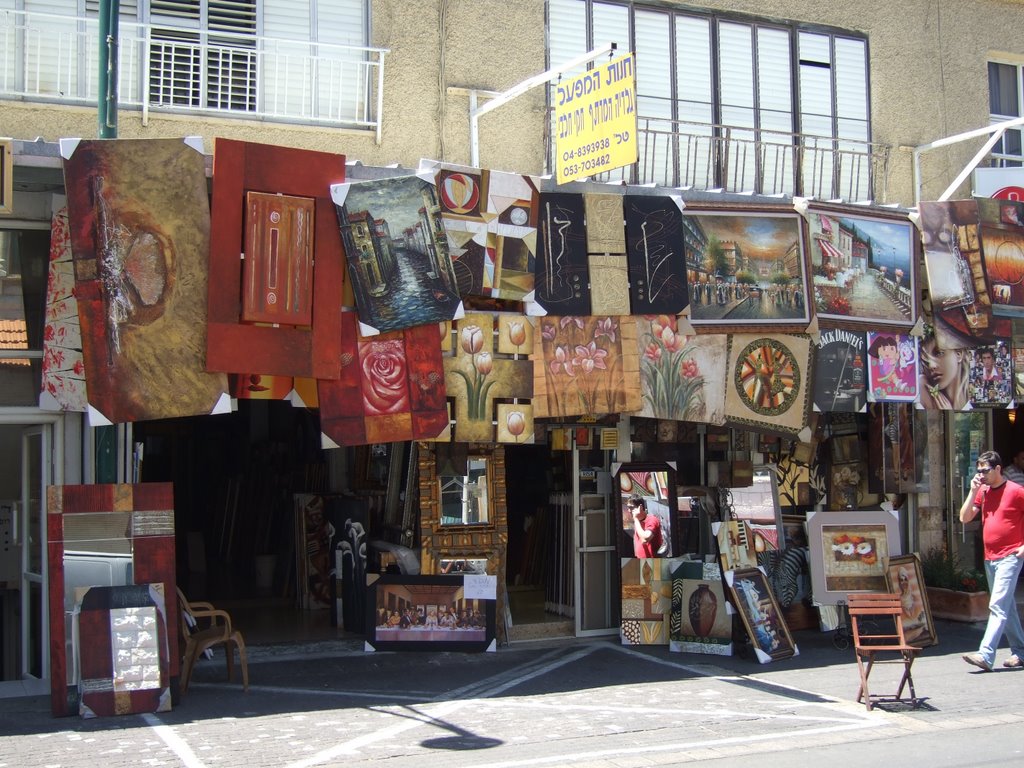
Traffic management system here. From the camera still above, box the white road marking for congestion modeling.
[142,712,207,768]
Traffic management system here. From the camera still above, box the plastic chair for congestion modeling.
[848,592,922,711]
[176,588,249,695]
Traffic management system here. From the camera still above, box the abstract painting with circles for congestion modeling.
[435,166,540,301]
[723,333,813,437]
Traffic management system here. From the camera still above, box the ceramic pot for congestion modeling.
[688,583,718,636]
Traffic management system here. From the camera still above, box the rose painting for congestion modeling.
[318,312,448,446]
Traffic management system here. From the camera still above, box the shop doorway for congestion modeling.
[0,418,59,697]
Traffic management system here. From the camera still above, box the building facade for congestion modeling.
[2,0,1024,697]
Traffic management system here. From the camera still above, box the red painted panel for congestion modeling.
[242,192,315,325]
[208,139,345,379]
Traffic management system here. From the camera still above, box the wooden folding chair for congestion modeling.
[176,588,249,696]
[847,592,922,711]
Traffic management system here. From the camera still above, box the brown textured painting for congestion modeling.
[534,316,640,418]
[723,333,812,437]
[61,138,227,423]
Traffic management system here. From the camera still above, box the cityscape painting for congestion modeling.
[684,211,809,325]
[332,176,462,334]
[807,209,917,328]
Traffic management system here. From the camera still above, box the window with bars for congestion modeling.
[989,61,1024,167]
[548,0,871,195]
[148,0,257,111]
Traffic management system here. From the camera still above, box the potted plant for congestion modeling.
[919,546,989,622]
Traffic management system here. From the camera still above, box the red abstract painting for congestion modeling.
[207,139,346,379]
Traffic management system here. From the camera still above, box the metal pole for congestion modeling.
[98,0,120,138]
[469,42,617,167]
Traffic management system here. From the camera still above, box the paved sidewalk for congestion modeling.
[0,615,1017,767]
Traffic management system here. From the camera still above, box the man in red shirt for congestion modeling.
[959,450,1024,671]
[627,495,663,558]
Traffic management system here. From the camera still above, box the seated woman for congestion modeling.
[424,608,439,628]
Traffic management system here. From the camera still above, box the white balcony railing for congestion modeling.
[0,10,387,141]
[552,115,893,202]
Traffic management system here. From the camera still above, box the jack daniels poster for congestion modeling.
[813,329,866,413]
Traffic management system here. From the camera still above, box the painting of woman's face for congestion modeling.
[921,338,963,391]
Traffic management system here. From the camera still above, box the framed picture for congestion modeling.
[365,574,496,652]
[725,567,798,663]
[683,208,810,326]
[806,206,918,329]
[726,467,783,551]
[613,461,679,558]
[885,553,938,648]
[806,509,901,605]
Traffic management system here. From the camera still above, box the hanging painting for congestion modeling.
[682,210,809,325]
[441,312,534,443]
[533,316,640,418]
[807,208,917,327]
[669,560,733,656]
[978,197,1024,317]
[61,138,228,424]
[620,557,677,646]
[40,202,88,412]
[332,176,462,334]
[806,509,901,605]
[584,193,625,254]
[865,331,918,402]
[918,319,972,410]
[722,333,813,437]
[812,328,866,412]
[920,199,1005,343]
[623,195,689,315]
[434,166,539,301]
[867,402,919,494]
[532,192,590,315]
[318,312,448,446]
[636,316,726,424]
[970,341,1013,407]
[207,139,346,380]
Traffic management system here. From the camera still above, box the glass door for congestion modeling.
[21,425,48,681]
[573,440,618,636]
[948,410,992,573]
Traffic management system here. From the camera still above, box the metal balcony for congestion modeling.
[0,9,387,140]
[558,115,892,202]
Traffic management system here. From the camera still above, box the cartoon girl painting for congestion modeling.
[867,332,918,402]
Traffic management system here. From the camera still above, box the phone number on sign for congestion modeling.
[560,154,611,178]
[561,138,611,161]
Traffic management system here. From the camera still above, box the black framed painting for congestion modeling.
[365,574,496,652]
[613,461,679,559]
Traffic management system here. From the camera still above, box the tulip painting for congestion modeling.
[443,312,535,442]
[635,316,726,424]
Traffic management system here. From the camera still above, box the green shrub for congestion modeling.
[919,546,986,592]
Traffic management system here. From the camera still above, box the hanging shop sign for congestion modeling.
[554,52,638,185]
[974,167,1024,200]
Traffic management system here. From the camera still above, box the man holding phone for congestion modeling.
[959,450,1024,671]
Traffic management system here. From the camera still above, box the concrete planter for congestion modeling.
[926,586,989,623]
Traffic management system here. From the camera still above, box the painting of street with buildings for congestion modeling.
[332,177,462,334]
[684,212,808,325]
[808,210,916,327]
